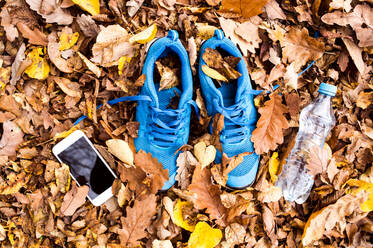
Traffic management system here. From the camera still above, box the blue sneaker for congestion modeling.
[198,29,260,188]
[134,30,194,190]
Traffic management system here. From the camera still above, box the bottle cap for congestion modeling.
[318,83,337,97]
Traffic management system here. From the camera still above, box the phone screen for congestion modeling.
[56,137,115,199]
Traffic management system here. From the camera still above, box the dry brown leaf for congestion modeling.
[342,37,368,75]
[55,163,70,193]
[221,223,246,247]
[0,171,29,195]
[118,194,157,246]
[106,139,134,166]
[118,163,147,195]
[16,23,48,46]
[263,0,286,20]
[188,164,227,227]
[48,32,74,73]
[219,17,262,56]
[0,121,24,156]
[251,93,289,154]
[306,145,330,177]
[356,91,373,109]
[60,182,89,216]
[176,151,199,190]
[76,14,100,37]
[220,0,270,18]
[77,52,102,78]
[126,0,144,17]
[262,205,275,244]
[302,192,368,246]
[156,61,180,91]
[134,150,169,194]
[91,25,135,67]
[52,76,82,98]
[26,0,73,25]
[330,0,352,12]
[282,28,325,71]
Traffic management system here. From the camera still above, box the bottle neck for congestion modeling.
[316,93,332,104]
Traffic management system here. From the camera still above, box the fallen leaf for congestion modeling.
[342,37,367,75]
[284,62,299,90]
[251,93,289,154]
[282,28,325,71]
[302,192,368,246]
[173,199,196,232]
[76,14,100,37]
[0,121,23,156]
[118,194,157,246]
[59,30,79,51]
[219,17,262,56]
[330,0,352,12]
[344,178,373,212]
[327,158,339,182]
[153,240,173,248]
[10,43,26,85]
[24,47,50,80]
[156,61,180,91]
[126,0,145,17]
[52,76,82,98]
[193,141,216,169]
[356,91,373,109]
[118,163,147,195]
[48,32,74,73]
[202,48,241,80]
[188,164,227,226]
[206,0,221,6]
[268,152,280,183]
[16,23,48,46]
[77,52,102,78]
[55,163,71,193]
[91,25,135,67]
[176,151,199,190]
[0,171,29,195]
[106,139,134,166]
[72,0,100,15]
[60,182,89,216]
[262,205,275,243]
[220,0,270,18]
[201,65,228,82]
[306,145,330,177]
[26,0,73,25]
[263,0,286,20]
[134,150,169,194]
[221,223,246,247]
[129,24,157,44]
[187,222,222,248]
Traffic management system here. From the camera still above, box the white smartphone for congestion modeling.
[52,130,117,206]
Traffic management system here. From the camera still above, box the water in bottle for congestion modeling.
[276,83,337,204]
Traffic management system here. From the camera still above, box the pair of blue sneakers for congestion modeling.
[133,29,260,189]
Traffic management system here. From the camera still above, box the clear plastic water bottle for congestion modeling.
[276,83,337,204]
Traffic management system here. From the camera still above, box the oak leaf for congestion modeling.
[118,194,157,246]
[60,182,89,216]
[176,151,199,190]
[282,28,325,71]
[188,164,227,226]
[251,93,289,154]
[302,192,368,246]
[118,163,147,195]
[134,150,169,194]
[220,0,270,18]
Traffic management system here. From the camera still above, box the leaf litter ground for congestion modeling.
[0,0,372,247]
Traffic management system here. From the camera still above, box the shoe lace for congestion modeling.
[73,95,199,148]
[212,89,262,144]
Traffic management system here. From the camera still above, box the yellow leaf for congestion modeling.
[188,222,222,248]
[24,47,50,80]
[0,67,10,89]
[59,32,79,51]
[72,0,100,16]
[196,23,217,40]
[118,56,132,75]
[201,65,228,82]
[129,24,157,44]
[345,178,373,212]
[269,152,280,183]
[173,200,196,232]
[53,126,79,141]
